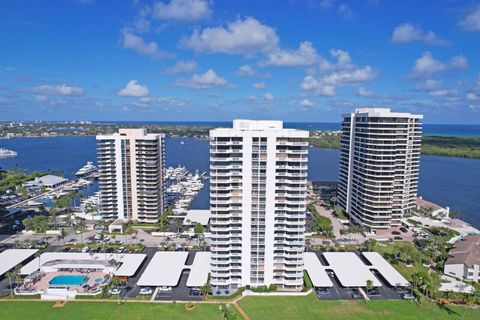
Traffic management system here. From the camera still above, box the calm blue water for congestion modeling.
[49,275,89,286]
[1,136,479,228]
[97,121,480,136]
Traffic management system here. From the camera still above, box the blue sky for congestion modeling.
[1,0,480,123]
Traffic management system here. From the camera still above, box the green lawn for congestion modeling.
[238,295,480,320]
[0,301,234,320]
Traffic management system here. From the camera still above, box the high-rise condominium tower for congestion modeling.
[96,128,165,223]
[209,120,309,291]
[338,108,422,230]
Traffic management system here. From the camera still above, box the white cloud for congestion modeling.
[337,3,353,20]
[415,79,442,91]
[35,95,48,102]
[139,97,151,103]
[300,49,375,96]
[34,84,84,96]
[158,97,188,107]
[117,80,149,97]
[264,92,274,101]
[410,52,468,77]
[163,60,198,74]
[253,82,266,89]
[261,42,319,67]
[391,23,448,46]
[175,69,228,89]
[458,4,480,32]
[236,64,255,77]
[354,86,374,97]
[180,17,279,56]
[151,0,212,22]
[300,98,314,108]
[121,31,171,59]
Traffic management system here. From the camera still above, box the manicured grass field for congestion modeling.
[0,301,234,320]
[238,295,480,320]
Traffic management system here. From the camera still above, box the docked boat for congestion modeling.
[75,161,97,177]
[0,148,17,159]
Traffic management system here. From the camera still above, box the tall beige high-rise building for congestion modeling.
[338,108,423,230]
[209,120,309,291]
[96,128,165,223]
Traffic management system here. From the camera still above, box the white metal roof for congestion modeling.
[186,252,210,287]
[303,252,333,287]
[323,252,382,287]
[20,252,146,277]
[0,249,38,277]
[362,252,410,287]
[137,252,188,287]
[38,175,68,186]
[183,210,211,226]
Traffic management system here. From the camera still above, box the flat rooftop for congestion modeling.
[361,252,410,287]
[137,252,188,287]
[137,252,210,288]
[0,249,38,277]
[303,252,333,287]
[322,252,382,287]
[20,252,146,277]
[183,209,211,226]
[186,252,210,287]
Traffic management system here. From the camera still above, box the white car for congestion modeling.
[139,287,153,295]
[109,288,121,295]
[158,286,172,292]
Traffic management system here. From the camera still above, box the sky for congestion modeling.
[1,0,480,124]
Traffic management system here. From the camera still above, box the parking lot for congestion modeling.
[309,251,409,301]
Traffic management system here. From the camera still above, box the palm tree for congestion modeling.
[366,279,373,295]
[75,219,86,244]
[34,251,42,272]
[200,282,211,301]
[5,271,14,296]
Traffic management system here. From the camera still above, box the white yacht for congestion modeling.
[0,148,17,159]
[75,161,97,177]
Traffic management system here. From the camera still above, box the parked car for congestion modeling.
[367,288,380,296]
[109,288,121,295]
[394,236,403,241]
[400,227,408,233]
[189,288,200,296]
[351,289,362,299]
[117,246,125,253]
[392,230,401,235]
[158,286,172,292]
[401,293,416,300]
[315,287,330,295]
[139,287,153,295]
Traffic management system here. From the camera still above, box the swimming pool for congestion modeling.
[49,275,90,286]
[93,277,104,283]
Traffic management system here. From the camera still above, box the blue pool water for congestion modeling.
[94,277,104,283]
[49,275,90,286]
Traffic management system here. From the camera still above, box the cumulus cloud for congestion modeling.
[253,82,266,89]
[34,84,84,96]
[410,52,468,77]
[175,69,228,89]
[180,17,279,56]
[300,98,314,108]
[236,64,255,77]
[163,60,198,75]
[264,92,274,101]
[117,80,149,97]
[260,41,320,67]
[300,49,376,96]
[458,4,480,32]
[354,86,374,97]
[337,3,353,20]
[391,23,448,45]
[121,31,171,59]
[151,0,212,22]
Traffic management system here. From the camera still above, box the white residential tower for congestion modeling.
[96,128,165,223]
[338,108,423,230]
[209,120,309,291]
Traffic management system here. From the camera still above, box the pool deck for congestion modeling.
[32,271,106,294]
